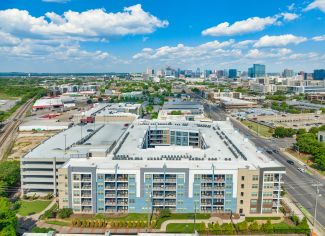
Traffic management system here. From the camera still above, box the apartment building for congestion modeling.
[56,120,285,216]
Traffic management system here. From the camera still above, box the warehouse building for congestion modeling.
[51,120,285,216]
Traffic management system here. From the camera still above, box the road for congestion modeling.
[204,103,325,229]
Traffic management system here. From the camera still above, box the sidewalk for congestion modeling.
[282,194,324,236]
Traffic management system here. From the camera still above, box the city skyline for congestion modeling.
[1,0,325,72]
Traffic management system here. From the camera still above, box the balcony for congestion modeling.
[81,194,92,198]
[81,185,91,190]
[81,201,92,205]
[105,194,115,198]
[105,201,116,206]
[81,178,91,182]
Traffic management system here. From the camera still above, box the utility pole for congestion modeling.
[312,182,323,233]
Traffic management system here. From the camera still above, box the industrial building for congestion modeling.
[22,119,286,216]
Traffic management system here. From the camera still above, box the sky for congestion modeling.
[0,0,325,73]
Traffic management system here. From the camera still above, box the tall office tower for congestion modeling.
[248,64,266,78]
[217,70,224,78]
[313,69,325,80]
[282,69,294,78]
[146,68,154,75]
[196,68,201,77]
[204,70,212,78]
[228,69,237,79]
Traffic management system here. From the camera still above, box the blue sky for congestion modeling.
[0,0,325,73]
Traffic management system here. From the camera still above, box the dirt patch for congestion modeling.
[7,131,58,160]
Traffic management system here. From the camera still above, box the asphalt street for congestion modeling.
[204,103,325,229]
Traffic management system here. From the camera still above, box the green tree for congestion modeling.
[0,198,17,236]
[57,208,73,219]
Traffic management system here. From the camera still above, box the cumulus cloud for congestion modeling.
[202,16,278,36]
[0,5,168,41]
[0,32,21,46]
[304,0,325,13]
[312,35,325,41]
[281,13,299,21]
[133,40,237,60]
[253,34,307,48]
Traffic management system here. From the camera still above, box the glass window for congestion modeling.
[252,175,259,181]
[252,184,258,189]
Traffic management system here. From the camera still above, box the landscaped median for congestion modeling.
[240,119,274,138]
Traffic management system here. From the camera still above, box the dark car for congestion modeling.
[287,160,294,165]
[266,150,273,154]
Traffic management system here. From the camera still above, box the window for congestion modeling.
[240,200,243,204]
[250,199,257,205]
[240,192,244,197]
[241,184,244,189]
[241,176,245,181]
[262,199,273,204]
[129,199,135,204]
[250,207,257,213]
[251,192,258,197]
[252,175,259,181]
[263,192,273,197]
[252,184,258,189]
[264,174,274,182]
[263,183,273,189]
[262,208,272,213]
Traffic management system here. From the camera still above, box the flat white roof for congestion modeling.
[63,120,283,170]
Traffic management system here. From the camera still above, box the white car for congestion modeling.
[297,167,305,173]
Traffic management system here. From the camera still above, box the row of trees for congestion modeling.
[71,219,156,228]
[204,218,310,235]
[0,197,17,235]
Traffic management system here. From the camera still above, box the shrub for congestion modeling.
[249,221,259,232]
[57,208,73,219]
[291,215,300,225]
[159,208,171,218]
[222,223,234,235]
[31,227,55,233]
[237,220,248,233]
[297,217,310,234]
[261,220,273,233]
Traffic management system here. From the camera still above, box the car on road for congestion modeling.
[287,160,294,165]
[297,167,305,173]
[266,150,273,154]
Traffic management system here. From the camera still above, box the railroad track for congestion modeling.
[0,99,34,159]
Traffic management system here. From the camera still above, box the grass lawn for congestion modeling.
[45,220,70,226]
[18,200,52,216]
[166,223,196,233]
[241,120,273,138]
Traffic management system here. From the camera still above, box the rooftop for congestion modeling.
[62,119,283,170]
[23,122,127,159]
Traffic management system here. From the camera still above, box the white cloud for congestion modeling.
[304,0,325,13]
[312,35,325,41]
[254,34,307,48]
[246,48,292,59]
[281,12,299,21]
[232,40,256,48]
[202,16,278,36]
[133,40,236,60]
[288,3,295,11]
[0,5,168,41]
[0,32,21,46]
